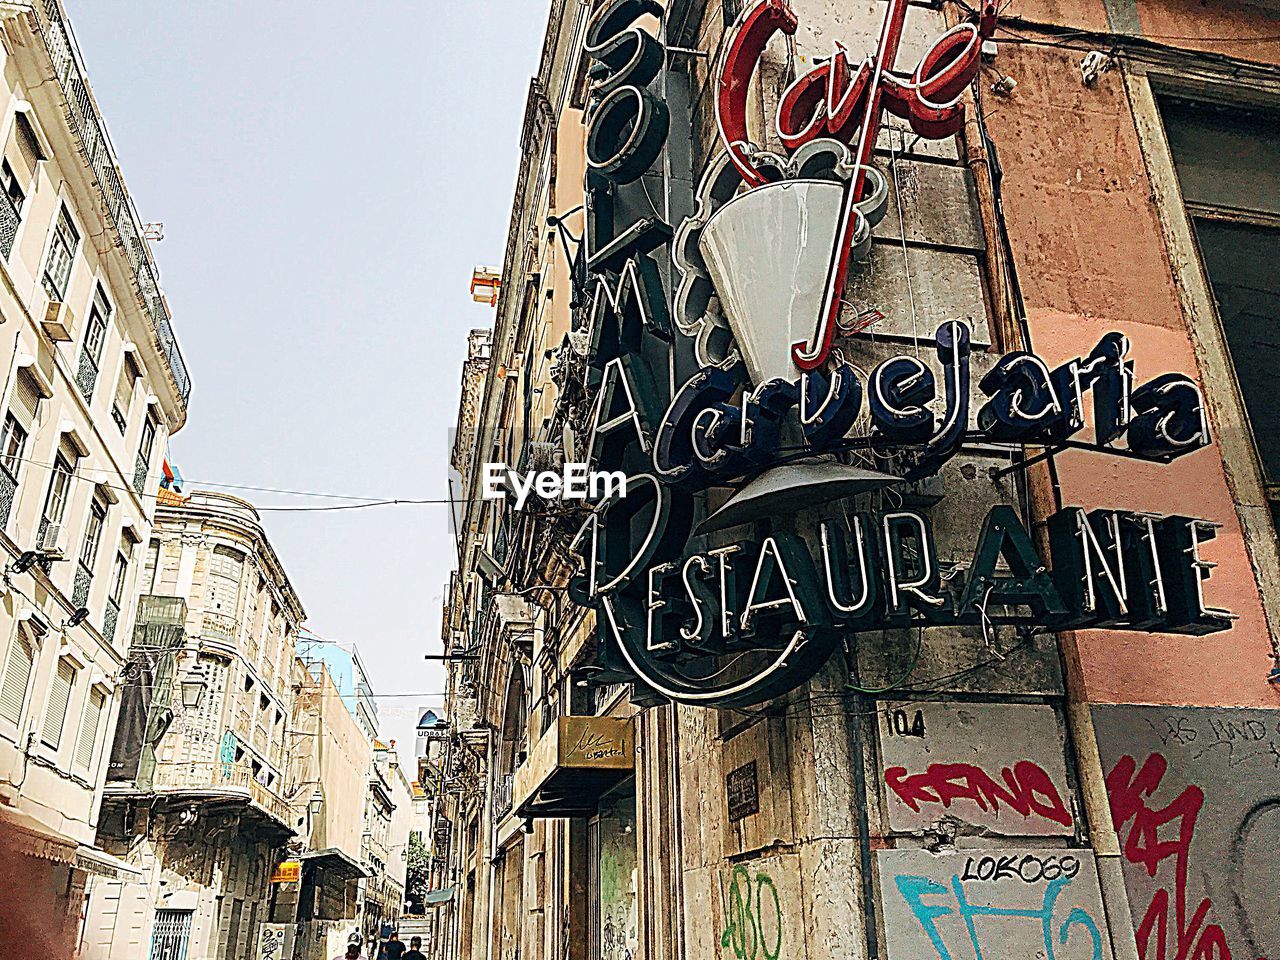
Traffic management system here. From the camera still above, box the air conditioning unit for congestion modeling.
[41,301,75,342]
[37,523,64,558]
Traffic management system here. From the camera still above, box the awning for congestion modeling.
[0,805,77,865]
[423,886,456,905]
[300,847,370,881]
[513,716,634,819]
[75,845,143,880]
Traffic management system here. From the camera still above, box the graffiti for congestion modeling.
[1106,753,1231,960]
[720,864,782,960]
[959,853,1081,884]
[1096,705,1280,960]
[885,760,1074,828]
[894,871,1104,960]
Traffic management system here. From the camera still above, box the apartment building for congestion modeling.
[360,738,412,945]
[274,660,372,960]
[0,1,191,951]
[298,638,379,742]
[433,2,1280,960]
[81,490,304,959]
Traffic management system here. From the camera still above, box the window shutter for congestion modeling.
[12,370,41,429]
[74,686,105,769]
[14,114,43,173]
[40,658,75,748]
[0,636,33,724]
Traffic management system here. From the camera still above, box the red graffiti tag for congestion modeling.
[1106,753,1231,960]
[884,760,1073,827]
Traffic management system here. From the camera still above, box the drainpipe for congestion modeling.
[952,11,1138,956]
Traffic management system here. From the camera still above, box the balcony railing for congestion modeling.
[0,189,19,259]
[202,611,239,643]
[495,772,514,820]
[151,760,291,826]
[103,597,119,642]
[28,0,191,407]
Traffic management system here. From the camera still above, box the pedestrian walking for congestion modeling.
[403,936,426,960]
[377,931,407,960]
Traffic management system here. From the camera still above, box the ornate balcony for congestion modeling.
[495,772,514,820]
[149,760,292,831]
[201,611,239,643]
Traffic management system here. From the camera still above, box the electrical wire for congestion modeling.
[844,627,925,694]
[0,448,488,512]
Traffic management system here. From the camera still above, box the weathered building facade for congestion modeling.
[82,490,305,959]
[273,660,372,960]
[434,3,1280,960]
[0,0,192,951]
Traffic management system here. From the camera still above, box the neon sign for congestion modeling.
[559,0,1230,709]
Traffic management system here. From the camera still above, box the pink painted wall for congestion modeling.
[986,40,1280,708]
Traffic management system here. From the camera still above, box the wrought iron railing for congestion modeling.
[75,350,98,399]
[0,189,19,259]
[133,449,147,494]
[495,772,514,819]
[72,561,91,607]
[0,468,16,528]
[103,597,119,641]
[28,0,191,406]
[151,760,291,825]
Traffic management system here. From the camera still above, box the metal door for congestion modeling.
[149,909,193,960]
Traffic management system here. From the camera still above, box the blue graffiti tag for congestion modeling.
[894,873,1103,960]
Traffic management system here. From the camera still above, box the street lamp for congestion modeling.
[179,668,208,709]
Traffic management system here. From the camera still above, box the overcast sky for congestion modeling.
[63,0,550,766]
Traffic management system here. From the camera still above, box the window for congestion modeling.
[73,686,105,771]
[0,631,34,725]
[1160,98,1280,522]
[1,159,23,214]
[208,545,244,615]
[139,414,157,461]
[40,657,76,749]
[111,538,133,605]
[79,496,107,570]
[42,204,79,301]
[42,454,74,528]
[3,369,42,482]
[76,287,111,400]
[134,412,157,493]
[0,413,26,479]
[111,358,136,433]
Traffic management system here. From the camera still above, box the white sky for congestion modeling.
[64,0,552,765]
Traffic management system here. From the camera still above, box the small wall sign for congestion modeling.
[727,760,760,821]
